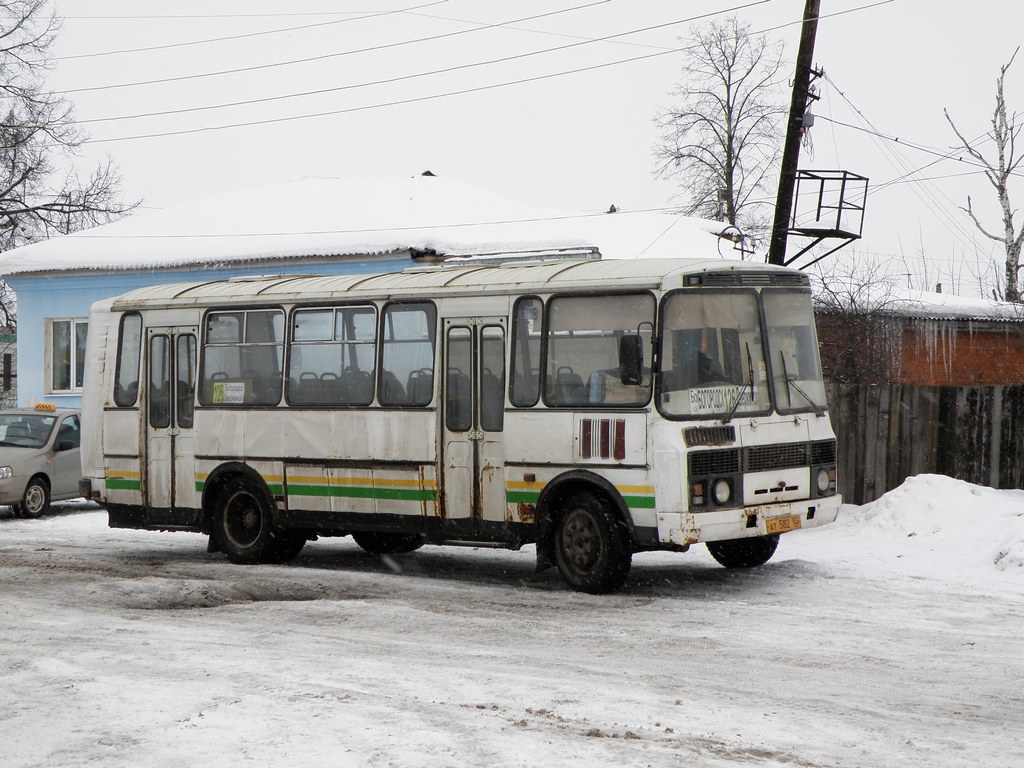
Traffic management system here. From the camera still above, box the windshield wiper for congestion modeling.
[722,343,756,425]
[779,352,825,416]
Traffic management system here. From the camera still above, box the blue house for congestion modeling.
[0,174,737,407]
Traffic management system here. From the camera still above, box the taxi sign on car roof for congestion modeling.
[34,403,56,412]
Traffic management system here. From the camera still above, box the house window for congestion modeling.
[49,318,88,393]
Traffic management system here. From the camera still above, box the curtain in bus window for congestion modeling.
[545,293,655,407]
[510,297,542,407]
[381,303,436,406]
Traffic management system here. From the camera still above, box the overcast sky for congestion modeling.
[46,0,1024,296]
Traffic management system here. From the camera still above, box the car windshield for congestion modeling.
[762,290,827,413]
[0,413,56,449]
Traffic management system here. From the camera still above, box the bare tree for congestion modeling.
[653,16,786,243]
[810,255,905,384]
[945,48,1023,302]
[0,0,139,330]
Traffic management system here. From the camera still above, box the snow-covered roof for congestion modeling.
[0,174,741,276]
[817,286,1024,323]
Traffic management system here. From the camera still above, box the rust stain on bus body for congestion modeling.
[517,503,535,524]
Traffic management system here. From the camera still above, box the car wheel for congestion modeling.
[18,477,50,519]
[706,534,780,568]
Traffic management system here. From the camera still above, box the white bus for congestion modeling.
[80,257,840,593]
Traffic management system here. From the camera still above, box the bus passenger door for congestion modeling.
[145,327,198,525]
[442,319,507,528]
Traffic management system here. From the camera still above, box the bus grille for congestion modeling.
[746,443,808,472]
[683,426,736,447]
[688,439,836,476]
[699,272,810,287]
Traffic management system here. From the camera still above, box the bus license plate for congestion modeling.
[765,515,802,534]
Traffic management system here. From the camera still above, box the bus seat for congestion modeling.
[554,366,585,406]
[344,367,373,404]
[406,368,433,406]
[380,370,407,405]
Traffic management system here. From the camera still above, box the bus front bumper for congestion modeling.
[657,494,842,546]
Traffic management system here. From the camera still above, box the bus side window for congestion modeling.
[510,297,542,407]
[380,302,435,407]
[114,313,143,407]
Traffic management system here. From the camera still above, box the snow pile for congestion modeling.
[835,474,1024,575]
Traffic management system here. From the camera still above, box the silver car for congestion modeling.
[0,406,82,518]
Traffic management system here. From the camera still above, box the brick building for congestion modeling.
[816,290,1024,387]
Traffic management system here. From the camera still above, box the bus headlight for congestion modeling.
[712,478,732,505]
[0,466,12,480]
[816,468,831,494]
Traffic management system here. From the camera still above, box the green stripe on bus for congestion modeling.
[507,490,655,510]
[287,483,436,502]
[506,490,540,504]
[106,478,141,491]
[622,495,656,509]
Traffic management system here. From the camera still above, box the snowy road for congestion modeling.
[2,476,1022,767]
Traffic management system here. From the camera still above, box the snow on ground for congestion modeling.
[1,474,1022,768]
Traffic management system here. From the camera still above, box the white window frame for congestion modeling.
[47,317,89,394]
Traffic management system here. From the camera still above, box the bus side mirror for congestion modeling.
[619,334,642,385]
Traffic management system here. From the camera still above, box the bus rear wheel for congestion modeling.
[554,491,631,594]
[352,531,424,555]
[706,534,780,568]
[212,475,284,564]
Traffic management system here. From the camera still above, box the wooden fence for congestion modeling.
[826,383,1024,504]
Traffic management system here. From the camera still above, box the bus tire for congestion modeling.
[352,531,424,555]
[706,534,780,568]
[17,476,51,519]
[554,490,631,594]
[211,475,282,565]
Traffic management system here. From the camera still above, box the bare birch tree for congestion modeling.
[0,0,138,330]
[945,48,1023,302]
[653,16,786,243]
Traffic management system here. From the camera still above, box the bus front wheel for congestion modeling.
[554,491,631,594]
[706,534,780,568]
[212,475,285,564]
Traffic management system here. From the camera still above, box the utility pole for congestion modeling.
[767,0,821,265]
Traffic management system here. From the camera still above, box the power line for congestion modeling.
[822,76,990,258]
[61,0,617,94]
[76,3,768,126]
[61,11,383,20]
[53,1,450,61]
[79,0,899,143]
[60,204,685,240]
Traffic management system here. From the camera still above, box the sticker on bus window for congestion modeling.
[688,385,755,415]
[213,381,246,404]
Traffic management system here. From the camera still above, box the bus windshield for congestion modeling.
[658,291,770,419]
[763,290,826,413]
